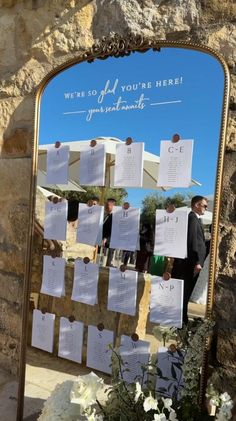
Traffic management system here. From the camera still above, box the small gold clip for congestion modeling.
[123,202,130,210]
[125,137,133,145]
[131,333,139,342]
[171,134,180,143]
[90,139,97,147]
[97,323,104,331]
[162,272,171,281]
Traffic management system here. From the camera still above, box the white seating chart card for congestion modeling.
[157,139,194,188]
[44,200,68,241]
[31,309,55,353]
[40,255,66,298]
[109,206,140,251]
[46,144,70,185]
[114,142,144,187]
[156,346,185,399]
[150,276,183,328]
[76,203,104,246]
[71,260,99,305]
[120,335,150,384]
[58,317,84,364]
[154,209,188,258]
[86,325,114,374]
[107,267,138,316]
[79,144,106,186]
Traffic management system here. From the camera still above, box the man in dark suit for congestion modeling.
[172,195,208,325]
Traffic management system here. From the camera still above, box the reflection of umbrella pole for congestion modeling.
[93,245,98,263]
[97,154,113,259]
[99,186,106,206]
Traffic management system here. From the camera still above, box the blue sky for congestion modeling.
[39,47,225,207]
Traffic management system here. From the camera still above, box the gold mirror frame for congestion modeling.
[17,34,230,420]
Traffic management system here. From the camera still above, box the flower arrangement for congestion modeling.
[206,385,234,421]
[38,320,234,421]
[38,372,104,421]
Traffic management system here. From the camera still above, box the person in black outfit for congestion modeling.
[102,198,116,266]
[135,222,154,273]
[171,195,208,325]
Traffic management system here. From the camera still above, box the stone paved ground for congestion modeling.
[0,371,18,421]
[23,348,110,420]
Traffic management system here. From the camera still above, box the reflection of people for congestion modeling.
[135,222,154,273]
[102,198,116,266]
[122,250,135,266]
[171,195,208,324]
[67,199,79,223]
[190,224,211,305]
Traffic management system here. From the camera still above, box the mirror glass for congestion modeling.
[23,46,225,418]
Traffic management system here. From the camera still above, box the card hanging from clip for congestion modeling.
[120,264,127,279]
[90,139,97,155]
[83,257,90,271]
[41,307,47,320]
[55,141,61,148]
[122,202,130,218]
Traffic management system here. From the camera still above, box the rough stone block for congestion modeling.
[209,366,236,406]
[0,157,31,275]
[219,152,236,225]
[0,299,22,339]
[0,333,19,375]
[216,329,236,369]
[2,127,32,157]
[0,271,23,304]
[214,275,236,328]
[218,225,236,276]
[226,111,236,152]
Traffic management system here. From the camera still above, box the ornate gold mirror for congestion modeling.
[18,38,229,420]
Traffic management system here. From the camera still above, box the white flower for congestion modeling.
[222,400,233,411]
[162,398,173,412]
[143,393,158,412]
[209,398,219,406]
[169,411,178,421]
[134,382,143,403]
[216,405,233,421]
[70,372,104,411]
[153,414,167,421]
[219,404,233,419]
[220,392,231,403]
[216,412,228,421]
[38,380,79,421]
[85,408,103,421]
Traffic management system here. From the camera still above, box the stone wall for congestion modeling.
[0,0,235,404]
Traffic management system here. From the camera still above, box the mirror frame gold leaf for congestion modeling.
[17,34,230,420]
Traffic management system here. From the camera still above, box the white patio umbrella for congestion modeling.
[37,169,86,192]
[38,136,200,194]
